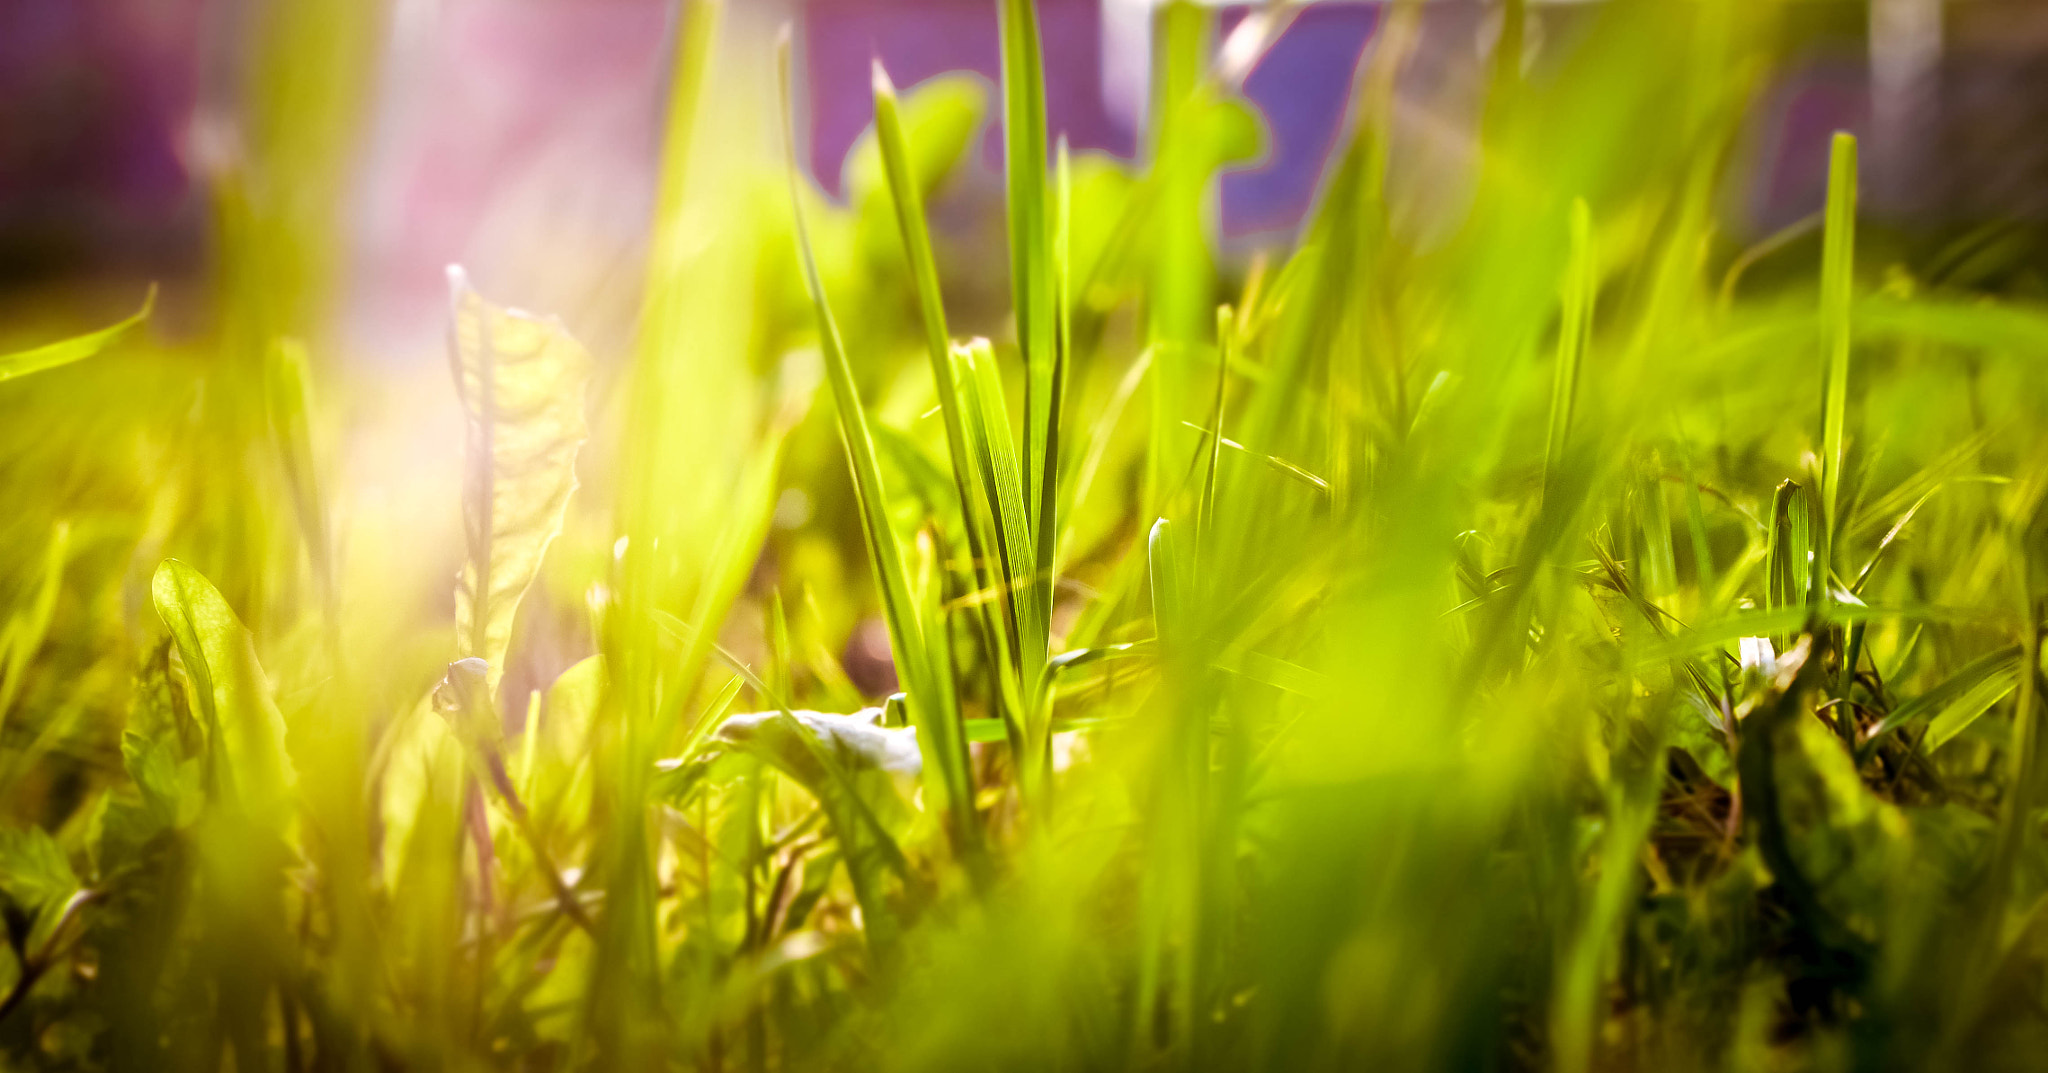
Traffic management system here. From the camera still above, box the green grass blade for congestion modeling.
[1679,467,1716,609]
[1818,132,1858,577]
[781,39,975,849]
[1639,470,1677,604]
[997,0,1056,530]
[0,288,153,384]
[872,58,1020,764]
[953,340,1045,678]
[871,59,974,488]
[1866,644,2021,743]
[1148,518,1185,657]
[1925,664,2024,752]
[1036,135,1072,642]
[1198,306,1232,558]
[1144,3,1209,521]
[1765,480,1812,639]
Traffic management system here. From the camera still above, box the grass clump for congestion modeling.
[8,2,2048,1071]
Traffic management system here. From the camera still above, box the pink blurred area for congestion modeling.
[13,0,2026,358]
[349,0,684,361]
[0,0,1375,358]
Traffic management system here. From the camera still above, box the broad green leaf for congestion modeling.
[0,825,77,918]
[1067,153,1139,310]
[0,288,153,384]
[542,655,605,759]
[151,559,295,814]
[447,267,594,698]
[374,691,464,892]
[122,731,202,832]
[1778,713,1908,943]
[94,730,202,878]
[0,823,83,960]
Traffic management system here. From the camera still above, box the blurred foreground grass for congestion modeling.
[7,2,2048,1070]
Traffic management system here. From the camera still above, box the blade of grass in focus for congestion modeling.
[871,58,1023,786]
[997,0,1056,534]
[1818,133,1858,542]
[780,34,978,860]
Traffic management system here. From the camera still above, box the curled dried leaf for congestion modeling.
[447,267,593,699]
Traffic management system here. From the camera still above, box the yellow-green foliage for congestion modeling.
[10,3,2048,1072]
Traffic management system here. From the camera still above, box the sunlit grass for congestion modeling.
[5,3,2048,1071]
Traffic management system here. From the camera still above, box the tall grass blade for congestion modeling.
[1199,306,1232,555]
[1037,135,1072,641]
[997,0,1056,529]
[780,37,976,852]
[0,289,153,384]
[1818,132,1858,578]
[952,339,1045,753]
[871,59,1018,758]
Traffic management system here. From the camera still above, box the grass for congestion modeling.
[8,1,2048,1070]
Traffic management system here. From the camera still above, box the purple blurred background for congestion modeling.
[4,0,2045,349]
[0,0,208,286]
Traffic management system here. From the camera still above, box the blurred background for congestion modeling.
[5,0,2045,365]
